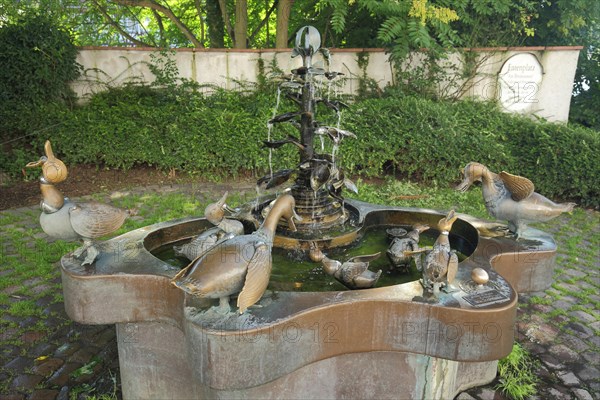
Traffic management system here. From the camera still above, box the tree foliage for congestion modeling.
[325,0,460,61]
[524,0,600,129]
[1,0,598,126]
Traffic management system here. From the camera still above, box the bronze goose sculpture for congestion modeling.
[406,211,459,296]
[309,242,382,290]
[26,141,128,265]
[386,224,430,272]
[171,194,300,314]
[456,162,576,238]
[174,192,244,261]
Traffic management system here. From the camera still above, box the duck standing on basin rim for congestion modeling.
[456,162,576,238]
[26,141,129,266]
[309,242,382,290]
[173,192,243,261]
[405,210,459,296]
[171,194,301,314]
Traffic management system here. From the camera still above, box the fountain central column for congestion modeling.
[286,26,348,231]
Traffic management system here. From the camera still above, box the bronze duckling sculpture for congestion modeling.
[174,230,234,261]
[406,211,459,296]
[171,194,301,314]
[174,192,244,261]
[386,224,430,272]
[26,141,128,265]
[309,242,382,290]
[456,162,575,238]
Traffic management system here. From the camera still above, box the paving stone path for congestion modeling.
[1,182,598,400]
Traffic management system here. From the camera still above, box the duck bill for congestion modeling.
[455,176,472,193]
[217,192,229,208]
[415,224,430,233]
[26,156,47,168]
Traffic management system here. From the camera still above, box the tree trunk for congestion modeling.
[113,0,203,48]
[275,0,294,48]
[217,0,235,45]
[206,0,225,47]
[234,0,248,49]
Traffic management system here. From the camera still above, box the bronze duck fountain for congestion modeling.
[26,141,128,265]
[173,192,243,260]
[171,194,301,314]
[309,242,382,289]
[456,162,576,238]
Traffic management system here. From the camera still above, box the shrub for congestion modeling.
[0,13,81,171]
[3,84,598,208]
[43,87,294,177]
[340,96,514,184]
[0,13,81,114]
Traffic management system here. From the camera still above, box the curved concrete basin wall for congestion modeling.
[60,201,557,399]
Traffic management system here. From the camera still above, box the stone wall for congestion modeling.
[73,46,581,122]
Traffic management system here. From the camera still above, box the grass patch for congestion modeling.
[8,300,42,318]
[528,296,552,306]
[350,178,488,218]
[496,343,539,400]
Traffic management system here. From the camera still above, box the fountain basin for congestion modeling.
[60,200,556,399]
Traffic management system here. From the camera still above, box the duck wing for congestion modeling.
[499,171,534,201]
[69,202,127,239]
[347,252,381,264]
[171,236,250,297]
[237,242,272,314]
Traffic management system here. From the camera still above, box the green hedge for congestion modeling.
[3,87,599,208]
[20,87,298,177]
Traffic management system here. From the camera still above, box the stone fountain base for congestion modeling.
[115,318,498,399]
[60,201,559,399]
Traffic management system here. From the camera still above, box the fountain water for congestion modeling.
[49,26,561,399]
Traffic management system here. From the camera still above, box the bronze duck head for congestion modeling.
[456,162,487,193]
[26,140,69,212]
[204,192,234,225]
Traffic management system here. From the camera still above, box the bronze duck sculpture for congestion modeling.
[386,224,430,272]
[309,242,382,290]
[173,192,243,261]
[406,211,459,296]
[171,194,300,314]
[26,141,128,265]
[456,162,576,238]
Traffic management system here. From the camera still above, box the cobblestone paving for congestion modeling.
[1,182,598,400]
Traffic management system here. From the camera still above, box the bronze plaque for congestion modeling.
[462,289,508,307]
